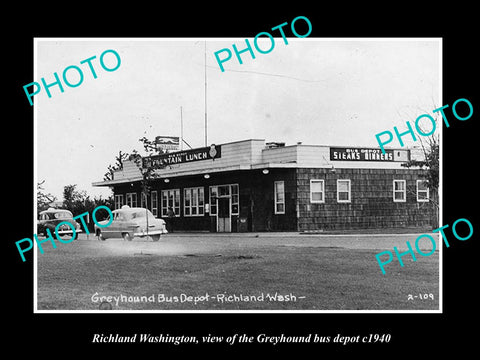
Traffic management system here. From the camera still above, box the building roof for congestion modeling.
[93,139,422,187]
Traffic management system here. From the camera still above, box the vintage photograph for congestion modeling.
[34,38,441,312]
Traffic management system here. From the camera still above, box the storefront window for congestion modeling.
[393,180,406,202]
[161,189,180,217]
[151,191,158,216]
[184,187,204,216]
[416,180,429,202]
[219,185,230,197]
[140,193,148,208]
[114,194,123,209]
[209,184,239,216]
[274,181,285,214]
[231,184,239,215]
[126,192,137,207]
[310,179,325,203]
[337,180,351,203]
[209,186,218,215]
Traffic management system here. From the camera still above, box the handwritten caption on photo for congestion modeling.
[91,291,305,307]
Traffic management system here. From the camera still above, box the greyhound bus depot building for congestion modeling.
[92,139,434,233]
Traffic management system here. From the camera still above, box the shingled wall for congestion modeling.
[296,168,435,231]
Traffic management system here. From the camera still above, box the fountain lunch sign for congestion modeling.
[142,144,222,168]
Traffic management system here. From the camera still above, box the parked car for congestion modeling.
[94,205,168,241]
[37,208,81,240]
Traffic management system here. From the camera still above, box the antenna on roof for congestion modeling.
[204,40,208,147]
[180,106,183,151]
[180,106,192,150]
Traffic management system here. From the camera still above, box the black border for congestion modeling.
[7,5,478,355]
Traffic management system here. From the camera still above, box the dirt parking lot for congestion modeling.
[72,231,440,255]
[36,232,440,312]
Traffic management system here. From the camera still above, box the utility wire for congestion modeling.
[204,64,328,83]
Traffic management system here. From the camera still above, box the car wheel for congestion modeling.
[122,232,132,241]
[151,235,160,242]
[97,231,106,241]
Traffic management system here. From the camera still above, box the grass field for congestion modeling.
[36,233,440,311]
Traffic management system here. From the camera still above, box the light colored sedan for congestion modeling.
[94,205,167,241]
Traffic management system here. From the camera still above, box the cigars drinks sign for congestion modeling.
[330,147,410,162]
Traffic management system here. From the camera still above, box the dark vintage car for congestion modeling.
[37,208,82,239]
[94,205,167,241]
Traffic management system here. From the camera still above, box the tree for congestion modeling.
[401,119,440,229]
[129,136,168,199]
[37,180,56,212]
[138,136,161,154]
[128,137,168,236]
[104,150,129,181]
[102,136,167,225]
[62,184,114,232]
[63,184,86,212]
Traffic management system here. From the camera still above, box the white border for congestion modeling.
[33,38,38,312]
[33,37,443,314]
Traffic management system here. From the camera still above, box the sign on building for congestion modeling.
[155,136,180,152]
[143,144,222,168]
[330,147,410,162]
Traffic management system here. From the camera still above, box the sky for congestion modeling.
[35,38,441,200]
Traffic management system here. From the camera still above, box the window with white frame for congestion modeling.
[310,179,325,203]
[140,192,148,208]
[231,184,239,215]
[114,194,124,209]
[417,180,429,202]
[161,189,180,217]
[393,180,406,202]
[274,181,285,214]
[337,179,351,203]
[184,187,205,216]
[209,186,218,216]
[208,184,239,216]
[151,191,158,217]
[126,192,137,207]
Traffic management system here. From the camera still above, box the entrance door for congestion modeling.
[217,197,231,232]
